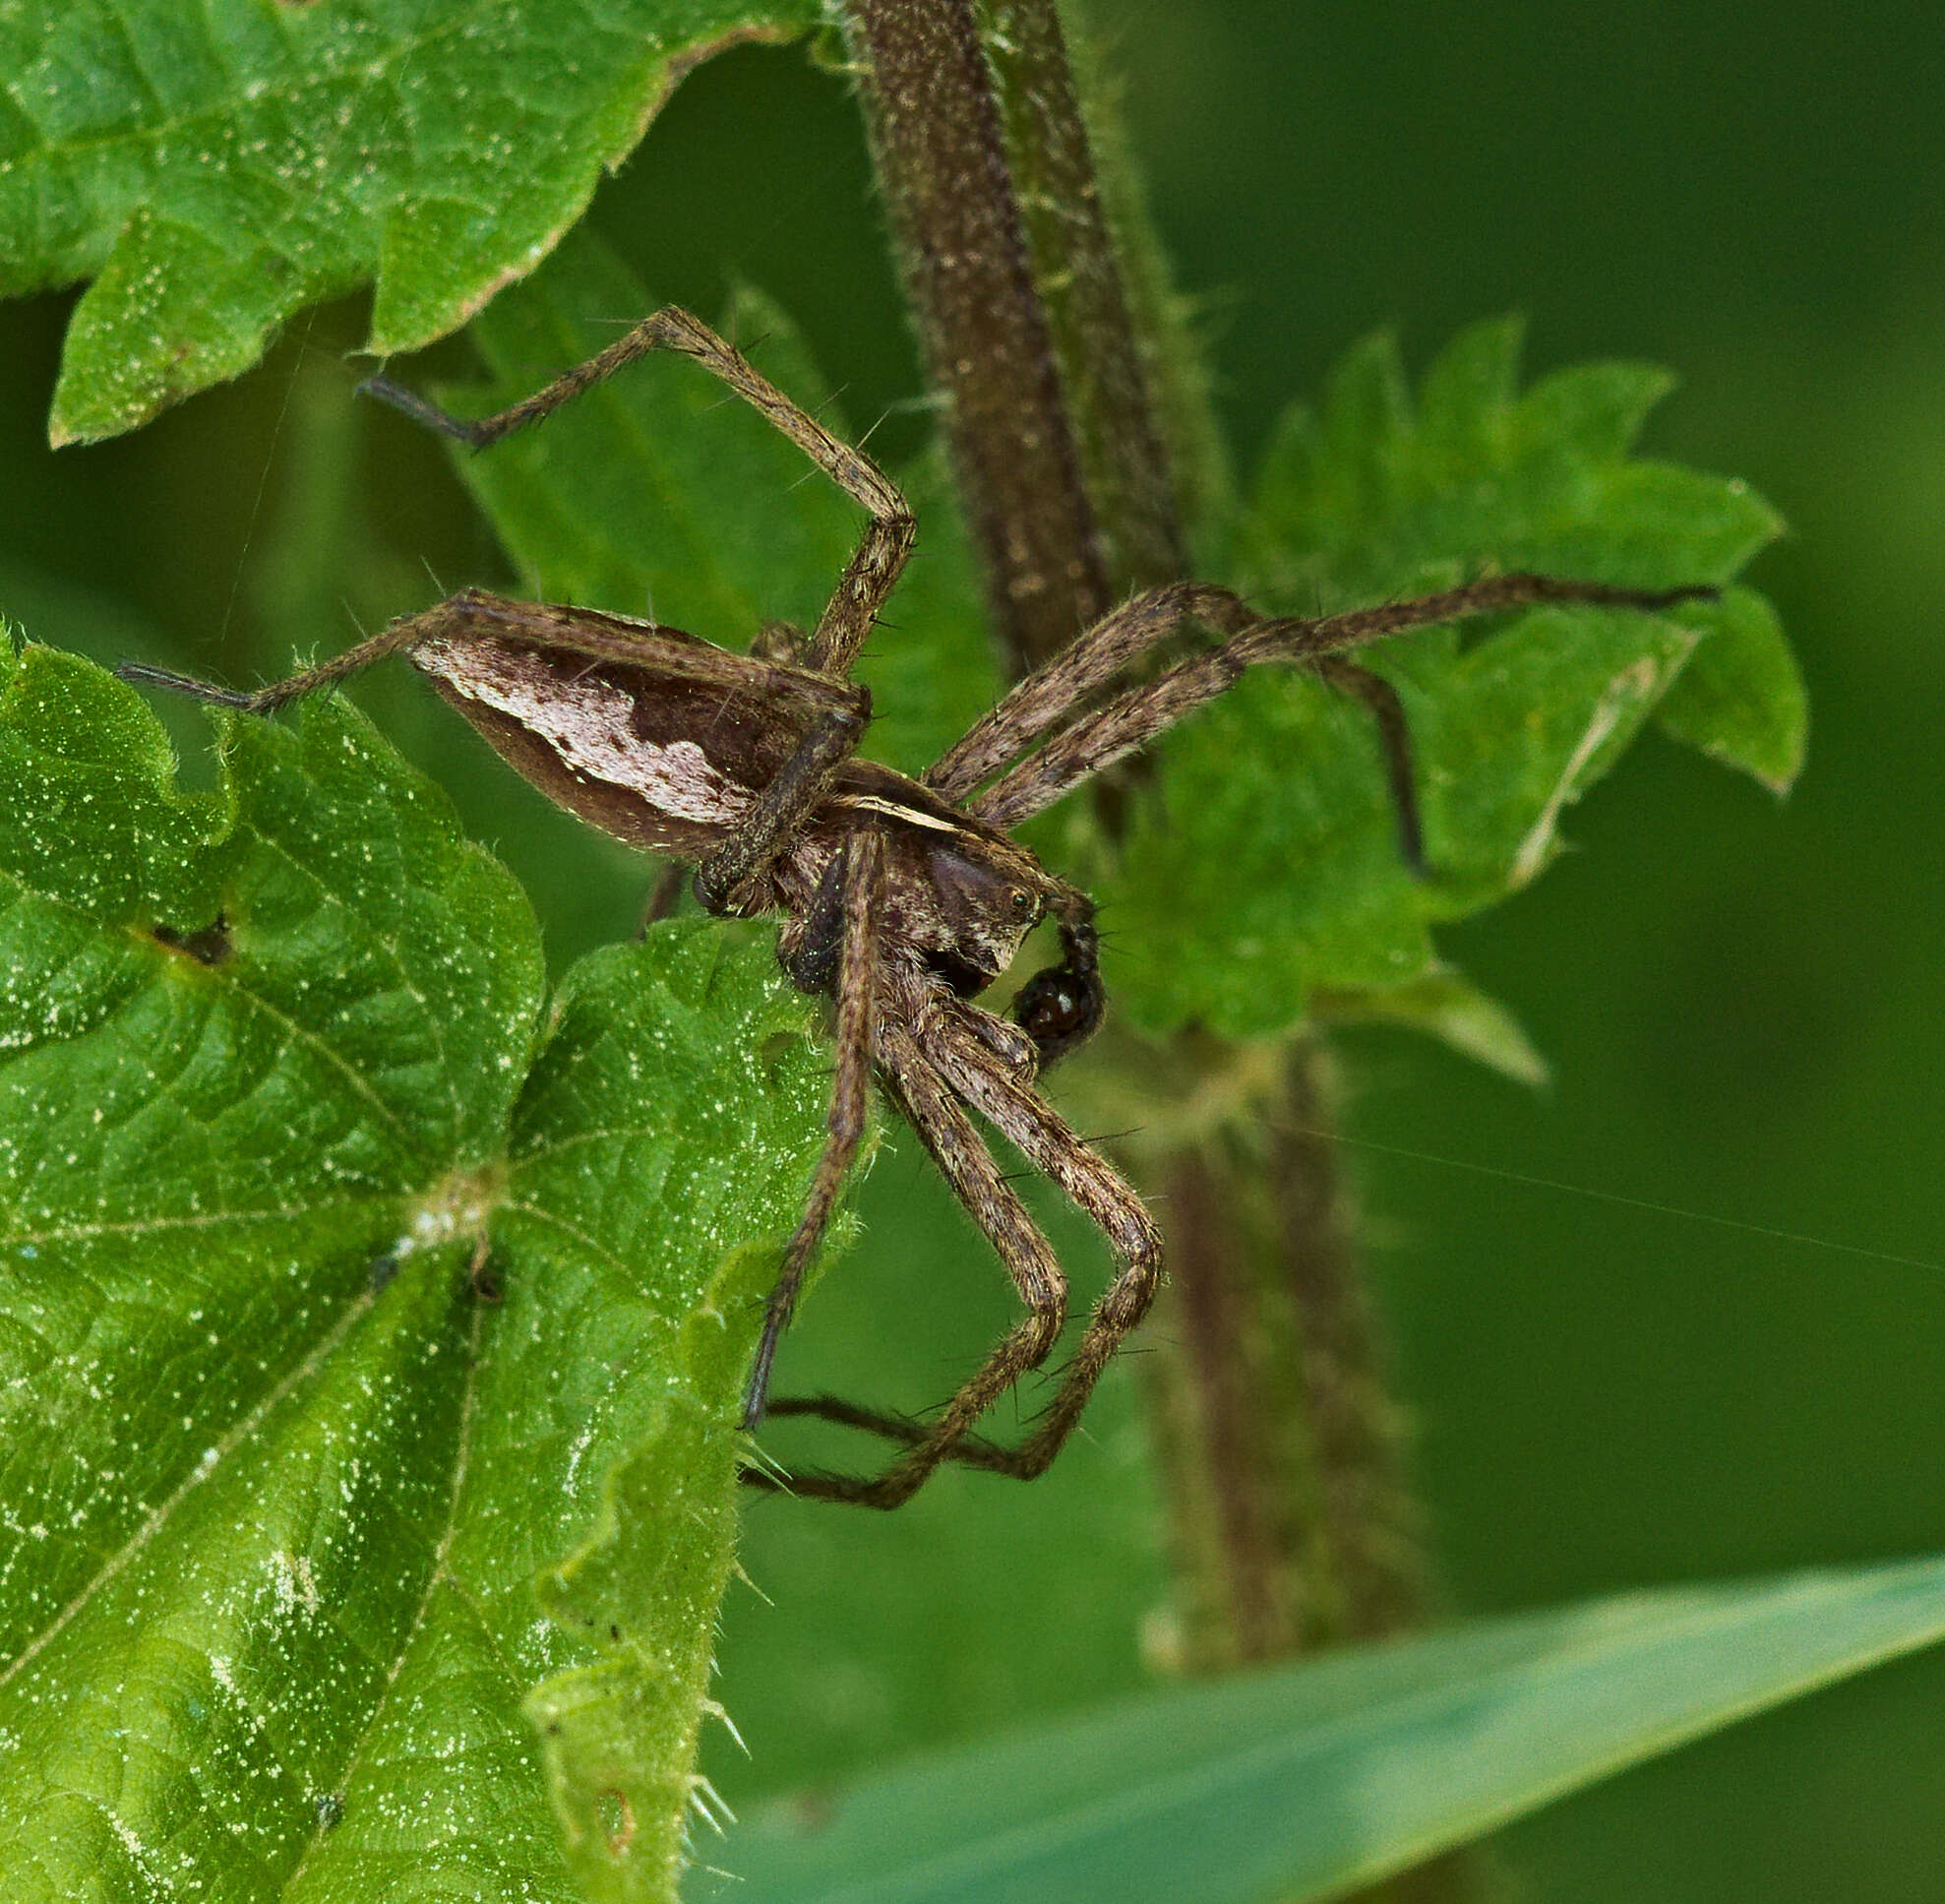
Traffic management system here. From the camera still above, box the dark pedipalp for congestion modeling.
[1013,958,1105,1065]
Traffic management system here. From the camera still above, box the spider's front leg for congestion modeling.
[750,978,1163,1505]
[968,573,1717,831]
[922,579,1429,873]
[925,582,1254,800]
[924,1009,1165,1480]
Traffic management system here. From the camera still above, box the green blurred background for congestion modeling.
[5,4,1942,1896]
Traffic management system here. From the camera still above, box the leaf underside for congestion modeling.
[0,0,822,443]
[0,643,828,1902]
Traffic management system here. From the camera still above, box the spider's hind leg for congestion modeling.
[114,592,496,714]
[364,305,914,680]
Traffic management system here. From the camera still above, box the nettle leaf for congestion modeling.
[1104,319,1803,1039]
[0,643,828,1900]
[0,0,823,444]
[1309,971,1550,1088]
[1652,584,1805,794]
[442,225,1003,775]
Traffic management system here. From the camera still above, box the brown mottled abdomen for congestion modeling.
[410,598,851,860]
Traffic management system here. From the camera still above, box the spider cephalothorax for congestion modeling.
[123,305,1708,1506]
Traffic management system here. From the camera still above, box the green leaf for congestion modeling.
[1310,970,1550,1087]
[1104,320,1793,1039]
[440,226,1003,776]
[1653,584,1807,792]
[0,0,822,443]
[0,643,828,1900]
[715,1556,1945,1904]
[455,231,861,640]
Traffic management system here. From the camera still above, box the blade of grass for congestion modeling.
[714,1556,1945,1904]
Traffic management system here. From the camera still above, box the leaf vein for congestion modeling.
[280,1296,493,1894]
[1,1195,387,1249]
[0,1278,375,1693]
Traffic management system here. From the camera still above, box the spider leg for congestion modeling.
[114,588,730,714]
[743,829,886,1429]
[636,861,690,935]
[693,687,871,914]
[922,1008,1164,1482]
[1310,654,1423,873]
[362,306,914,680]
[745,1013,1069,1508]
[970,573,1716,829]
[757,1392,1026,1476]
[923,990,1043,1082]
[924,582,1253,800]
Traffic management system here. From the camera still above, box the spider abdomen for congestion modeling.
[409,592,852,861]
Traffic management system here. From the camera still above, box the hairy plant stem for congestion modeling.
[844,17,1461,1888]
[842,0,1110,668]
[977,1,1185,590]
[1147,1039,1428,1660]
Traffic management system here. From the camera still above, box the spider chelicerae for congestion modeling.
[122,306,1707,1507]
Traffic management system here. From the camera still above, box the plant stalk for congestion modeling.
[843,16,1462,1890]
[842,0,1111,669]
[977,0,1185,593]
[1131,1035,1428,1666]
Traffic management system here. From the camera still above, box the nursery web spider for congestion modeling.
[122,306,1708,1507]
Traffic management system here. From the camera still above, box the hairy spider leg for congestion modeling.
[743,830,885,1428]
[745,1013,1071,1508]
[1310,654,1424,871]
[925,581,1255,799]
[750,991,1163,1498]
[362,305,915,679]
[970,574,1717,829]
[922,579,1426,873]
[925,1004,1165,1475]
[114,589,710,713]
[691,687,871,914]
[116,599,463,714]
[753,1391,1033,1481]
